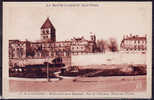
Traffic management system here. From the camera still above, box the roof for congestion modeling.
[121,36,146,44]
[125,36,146,41]
[122,35,146,41]
[71,37,87,41]
[9,40,26,44]
[41,18,55,29]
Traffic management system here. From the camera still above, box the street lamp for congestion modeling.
[70,50,72,67]
[46,56,50,82]
[47,61,50,82]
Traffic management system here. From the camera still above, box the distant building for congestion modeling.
[9,40,30,59]
[54,41,71,56]
[40,18,56,42]
[70,34,96,55]
[9,17,96,59]
[120,34,147,52]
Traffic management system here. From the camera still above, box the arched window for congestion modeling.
[134,40,136,43]
[46,29,49,34]
[42,30,45,34]
[134,45,137,50]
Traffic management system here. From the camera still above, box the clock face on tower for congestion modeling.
[40,18,56,42]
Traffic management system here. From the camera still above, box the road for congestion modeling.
[9,75,146,92]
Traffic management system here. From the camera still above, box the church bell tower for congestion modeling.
[40,17,56,42]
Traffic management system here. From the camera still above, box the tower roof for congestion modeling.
[41,18,54,29]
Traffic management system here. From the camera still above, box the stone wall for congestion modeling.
[72,52,146,66]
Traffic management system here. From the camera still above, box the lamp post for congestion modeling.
[46,56,50,82]
[47,61,50,82]
[70,50,72,67]
[46,42,50,82]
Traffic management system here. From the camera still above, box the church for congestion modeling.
[9,17,96,59]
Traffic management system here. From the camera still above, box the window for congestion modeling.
[134,45,137,49]
[48,28,50,33]
[46,30,49,33]
[134,40,136,43]
[43,30,45,34]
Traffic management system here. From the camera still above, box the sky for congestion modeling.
[3,2,152,45]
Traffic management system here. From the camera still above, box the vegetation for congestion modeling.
[95,38,118,52]
[108,38,118,52]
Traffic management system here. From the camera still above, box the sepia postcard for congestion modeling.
[2,2,152,99]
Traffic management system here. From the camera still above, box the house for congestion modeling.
[70,33,96,55]
[120,34,146,52]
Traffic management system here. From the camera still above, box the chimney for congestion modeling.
[130,34,132,37]
[145,34,147,37]
[123,35,125,39]
[126,35,128,38]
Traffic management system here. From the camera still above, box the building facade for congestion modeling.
[70,34,96,55]
[40,18,56,42]
[120,34,147,52]
[9,40,31,59]
[9,17,96,59]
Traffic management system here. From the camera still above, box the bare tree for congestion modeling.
[108,38,118,52]
[96,39,107,53]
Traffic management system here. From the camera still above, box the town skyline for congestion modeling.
[4,2,151,98]
[4,2,152,45]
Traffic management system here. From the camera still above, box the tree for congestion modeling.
[108,38,118,52]
[96,39,107,53]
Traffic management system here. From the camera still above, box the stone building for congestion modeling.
[9,40,30,59]
[70,34,96,55]
[120,34,147,52]
[40,17,56,42]
[55,41,71,56]
[9,17,96,59]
